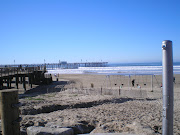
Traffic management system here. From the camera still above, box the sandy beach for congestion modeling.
[18,74,180,134]
[1,0,179,134]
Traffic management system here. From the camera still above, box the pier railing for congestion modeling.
[0,66,46,77]
[0,65,51,91]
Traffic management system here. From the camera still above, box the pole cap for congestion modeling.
[162,40,172,49]
[162,40,172,44]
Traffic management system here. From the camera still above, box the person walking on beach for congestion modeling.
[132,79,135,87]
[173,77,176,84]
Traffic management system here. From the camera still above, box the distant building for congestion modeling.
[60,61,67,68]
[60,61,67,65]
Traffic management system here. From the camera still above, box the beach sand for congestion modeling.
[18,74,180,134]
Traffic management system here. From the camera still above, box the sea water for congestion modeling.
[47,62,180,75]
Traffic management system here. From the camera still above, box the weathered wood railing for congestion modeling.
[0,66,51,90]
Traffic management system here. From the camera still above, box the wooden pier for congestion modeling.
[0,62,108,70]
[45,62,108,69]
[0,62,107,90]
[0,66,52,90]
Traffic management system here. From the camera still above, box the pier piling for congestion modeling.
[16,75,19,89]
[0,90,20,135]
[23,75,26,91]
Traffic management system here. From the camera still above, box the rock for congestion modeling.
[45,121,95,134]
[71,122,95,134]
[27,126,74,135]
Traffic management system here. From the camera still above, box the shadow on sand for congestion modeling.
[19,81,69,99]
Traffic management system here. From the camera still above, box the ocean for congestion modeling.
[47,62,180,75]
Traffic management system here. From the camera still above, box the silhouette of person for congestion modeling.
[132,79,135,87]
[173,77,176,84]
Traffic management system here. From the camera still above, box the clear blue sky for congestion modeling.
[0,0,180,64]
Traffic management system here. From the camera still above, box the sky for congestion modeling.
[0,0,180,64]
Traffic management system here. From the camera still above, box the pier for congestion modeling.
[47,62,108,69]
[0,62,107,90]
[0,62,108,69]
[0,66,52,90]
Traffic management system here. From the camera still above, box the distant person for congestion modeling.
[19,65,22,71]
[132,79,135,87]
[173,77,176,84]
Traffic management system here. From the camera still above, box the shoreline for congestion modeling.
[47,65,180,75]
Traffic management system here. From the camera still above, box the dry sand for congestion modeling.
[19,74,180,134]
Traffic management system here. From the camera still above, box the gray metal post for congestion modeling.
[162,40,174,135]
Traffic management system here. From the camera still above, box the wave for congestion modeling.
[47,65,180,75]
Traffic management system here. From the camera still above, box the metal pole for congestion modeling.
[162,40,174,135]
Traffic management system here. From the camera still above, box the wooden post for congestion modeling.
[9,77,12,89]
[20,76,22,84]
[101,86,102,95]
[151,75,153,92]
[0,90,20,135]
[8,68,9,77]
[30,74,33,88]
[119,86,121,96]
[14,67,15,74]
[2,79,4,89]
[16,75,19,89]
[23,75,26,91]
[28,74,31,86]
[7,78,9,89]
[0,78,3,90]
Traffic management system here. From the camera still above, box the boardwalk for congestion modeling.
[0,66,51,90]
